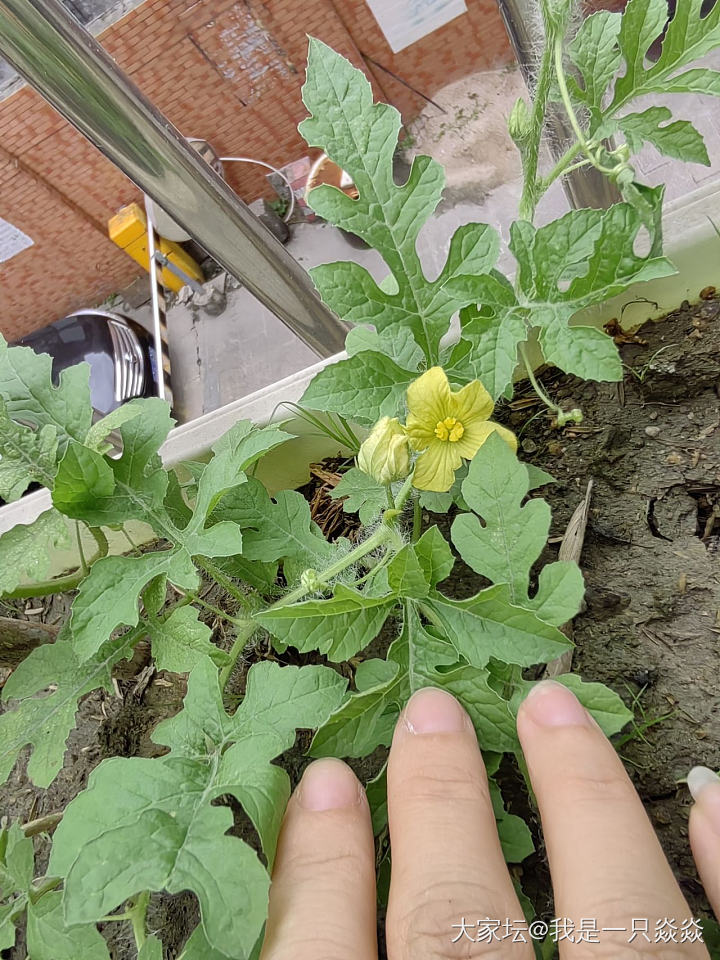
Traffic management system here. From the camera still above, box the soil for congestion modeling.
[1,294,719,957]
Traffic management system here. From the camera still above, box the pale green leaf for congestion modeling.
[0,397,57,500]
[0,336,92,449]
[256,585,395,661]
[26,892,110,960]
[301,351,416,425]
[0,627,139,788]
[211,476,332,569]
[148,606,229,673]
[424,586,572,668]
[555,675,633,735]
[181,926,234,960]
[0,824,33,895]
[345,325,424,372]
[137,937,164,960]
[330,467,387,525]
[51,660,345,958]
[568,10,622,112]
[299,39,500,363]
[387,545,429,598]
[612,0,720,106]
[84,404,144,453]
[452,434,584,625]
[0,508,70,597]
[539,322,623,382]
[413,526,455,587]
[52,398,173,526]
[618,106,709,164]
[445,305,526,400]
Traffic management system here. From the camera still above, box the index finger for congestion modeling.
[517,680,708,957]
[386,687,534,958]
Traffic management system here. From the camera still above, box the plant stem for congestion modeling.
[196,558,249,608]
[75,523,88,578]
[127,891,150,950]
[412,495,422,543]
[519,35,555,221]
[219,618,257,691]
[518,343,564,419]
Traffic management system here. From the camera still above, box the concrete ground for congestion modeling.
[115,59,720,424]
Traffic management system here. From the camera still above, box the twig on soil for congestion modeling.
[21,811,63,837]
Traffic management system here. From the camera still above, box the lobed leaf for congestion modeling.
[50,660,346,959]
[300,40,501,366]
[0,626,139,787]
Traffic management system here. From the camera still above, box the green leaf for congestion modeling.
[311,603,518,758]
[256,585,395,661]
[50,660,346,959]
[211,476,332,569]
[301,350,416,425]
[0,397,58,500]
[0,626,139,787]
[0,824,31,951]
[0,336,92,450]
[423,587,572,668]
[181,926,235,960]
[330,467,387,525]
[554,675,632,735]
[300,39,500,363]
[65,418,276,661]
[445,304,526,400]
[617,106,709,164]
[387,545,430,599]
[53,398,174,526]
[413,526,455,586]
[137,937,164,960]
[488,781,534,862]
[612,0,720,107]
[26,892,110,960]
[148,606,229,673]
[452,433,584,623]
[447,204,674,383]
[568,10,622,116]
[0,824,33,895]
[84,404,145,453]
[0,508,70,597]
[345,325,424,372]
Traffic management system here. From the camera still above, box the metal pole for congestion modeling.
[495,0,621,210]
[0,0,348,358]
[144,196,172,406]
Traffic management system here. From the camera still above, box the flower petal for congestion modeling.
[452,378,494,424]
[454,419,518,460]
[406,367,452,448]
[412,438,463,492]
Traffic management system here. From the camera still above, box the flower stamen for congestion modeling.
[434,417,465,442]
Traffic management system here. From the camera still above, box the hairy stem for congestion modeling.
[518,343,566,421]
[219,618,257,691]
[412,496,422,543]
[519,37,555,221]
[196,558,250,609]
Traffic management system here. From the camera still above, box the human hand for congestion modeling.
[260,680,718,958]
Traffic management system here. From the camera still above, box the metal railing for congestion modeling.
[0,0,348,358]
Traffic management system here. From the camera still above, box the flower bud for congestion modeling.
[508,97,532,146]
[357,417,410,485]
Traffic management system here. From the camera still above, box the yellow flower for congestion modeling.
[405,367,517,492]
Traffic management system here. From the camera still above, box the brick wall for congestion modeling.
[0,0,513,340]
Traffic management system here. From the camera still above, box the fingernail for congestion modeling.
[521,680,591,727]
[297,758,362,811]
[403,686,469,734]
[688,766,720,802]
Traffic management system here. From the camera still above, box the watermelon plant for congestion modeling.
[1,0,719,954]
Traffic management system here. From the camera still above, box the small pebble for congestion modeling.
[521,438,538,454]
[645,426,661,438]
[648,411,658,421]
[687,412,695,420]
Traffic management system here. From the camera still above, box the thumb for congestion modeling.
[688,766,720,918]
